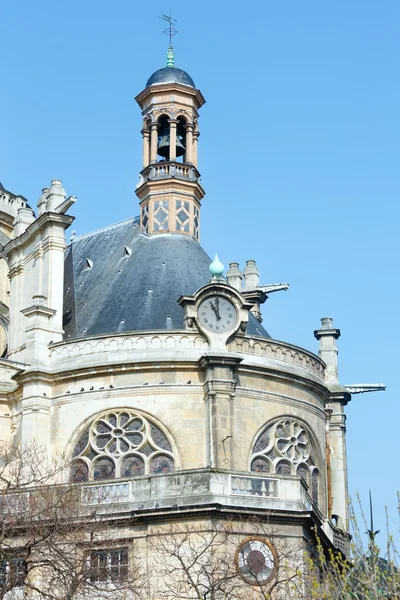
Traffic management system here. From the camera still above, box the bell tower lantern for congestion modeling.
[135,45,205,240]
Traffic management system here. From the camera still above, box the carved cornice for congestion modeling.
[3,212,74,257]
[135,83,206,109]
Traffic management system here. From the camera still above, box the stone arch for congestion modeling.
[68,407,180,483]
[249,415,324,508]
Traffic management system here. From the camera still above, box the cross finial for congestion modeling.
[160,10,178,47]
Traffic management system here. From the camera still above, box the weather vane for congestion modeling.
[160,10,178,46]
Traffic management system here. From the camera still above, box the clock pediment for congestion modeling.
[178,282,253,348]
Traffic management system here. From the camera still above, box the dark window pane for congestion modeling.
[253,431,270,454]
[125,419,143,432]
[73,428,89,457]
[150,455,174,474]
[251,458,270,473]
[276,461,291,475]
[93,458,115,480]
[121,456,145,477]
[70,460,89,483]
[150,425,171,451]
[312,470,319,506]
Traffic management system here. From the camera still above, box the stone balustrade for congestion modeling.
[140,161,200,183]
[49,332,208,363]
[229,336,324,377]
[48,332,324,380]
[332,528,351,557]
[79,469,311,515]
[0,189,27,221]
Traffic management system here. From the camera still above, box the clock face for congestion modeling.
[197,296,237,333]
[236,538,276,585]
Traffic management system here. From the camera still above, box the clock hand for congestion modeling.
[215,297,221,320]
[209,301,218,317]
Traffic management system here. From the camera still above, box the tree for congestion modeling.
[0,442,144,599]
[148,506,400,600]
[2,441,399,599]
[149,517,308,599]
[287,497,400,600]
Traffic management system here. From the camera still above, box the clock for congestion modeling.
[197,295,237,333]
[236,538,276,585]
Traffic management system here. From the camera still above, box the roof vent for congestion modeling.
[84,258,93,270]
[123,246,132,257]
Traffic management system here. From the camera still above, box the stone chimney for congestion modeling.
[46,180,66,212]
[243,260,259,290]
[226,262,242,290]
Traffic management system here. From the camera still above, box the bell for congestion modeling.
[157,128,186,159]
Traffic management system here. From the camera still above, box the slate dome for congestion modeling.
[63,218,270,340]
[146,67,195,88]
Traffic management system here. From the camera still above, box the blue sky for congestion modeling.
[2,1,399,544]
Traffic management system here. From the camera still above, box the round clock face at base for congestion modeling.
[237,539,276,585]
[197,296,237,333]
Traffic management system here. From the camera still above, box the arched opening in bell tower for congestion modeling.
[156,115,186,163]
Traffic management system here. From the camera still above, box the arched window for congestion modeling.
[250,418,321,506]
[312,469,319,506]
[70,410,175,483]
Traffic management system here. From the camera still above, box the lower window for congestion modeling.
[88,547,128,583]
[0,557,27,588]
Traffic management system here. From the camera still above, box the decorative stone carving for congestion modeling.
[70,410,175,482]
[251,418,320,506]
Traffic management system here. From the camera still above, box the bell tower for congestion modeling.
[135,44,205,240]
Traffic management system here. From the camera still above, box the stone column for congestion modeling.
[193,130,199,168]
[168,119,178,162]
[150,122,158,163]
[315,318,350,530]
[314,317,340,383]
[199,354,242,469]
[326,393,350,529]
[185,123,194,164]
[142,128,150,168]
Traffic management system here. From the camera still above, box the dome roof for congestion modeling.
[146,67,195,88]
[63,217,270,340]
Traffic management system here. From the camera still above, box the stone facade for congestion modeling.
[0,51,357,596]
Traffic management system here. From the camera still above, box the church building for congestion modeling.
[0,39,373,595]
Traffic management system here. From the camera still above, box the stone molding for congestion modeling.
[237,387,326,419]
[3,211,74,256]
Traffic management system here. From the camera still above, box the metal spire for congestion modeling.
[160,11,178,67]
[366,490,380,545]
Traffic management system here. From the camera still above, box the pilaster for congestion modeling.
[4,182,75,363]
[314,318,350,530]
[325,391,350,530]
[16,369,53,447]
[21,295,60,365]
[199,354,242,469]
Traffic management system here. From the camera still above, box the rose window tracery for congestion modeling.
[251,418,320,506]
[70,411,175,483]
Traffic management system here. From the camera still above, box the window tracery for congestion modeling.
[70,411,175,483]
[251,418,320,506]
